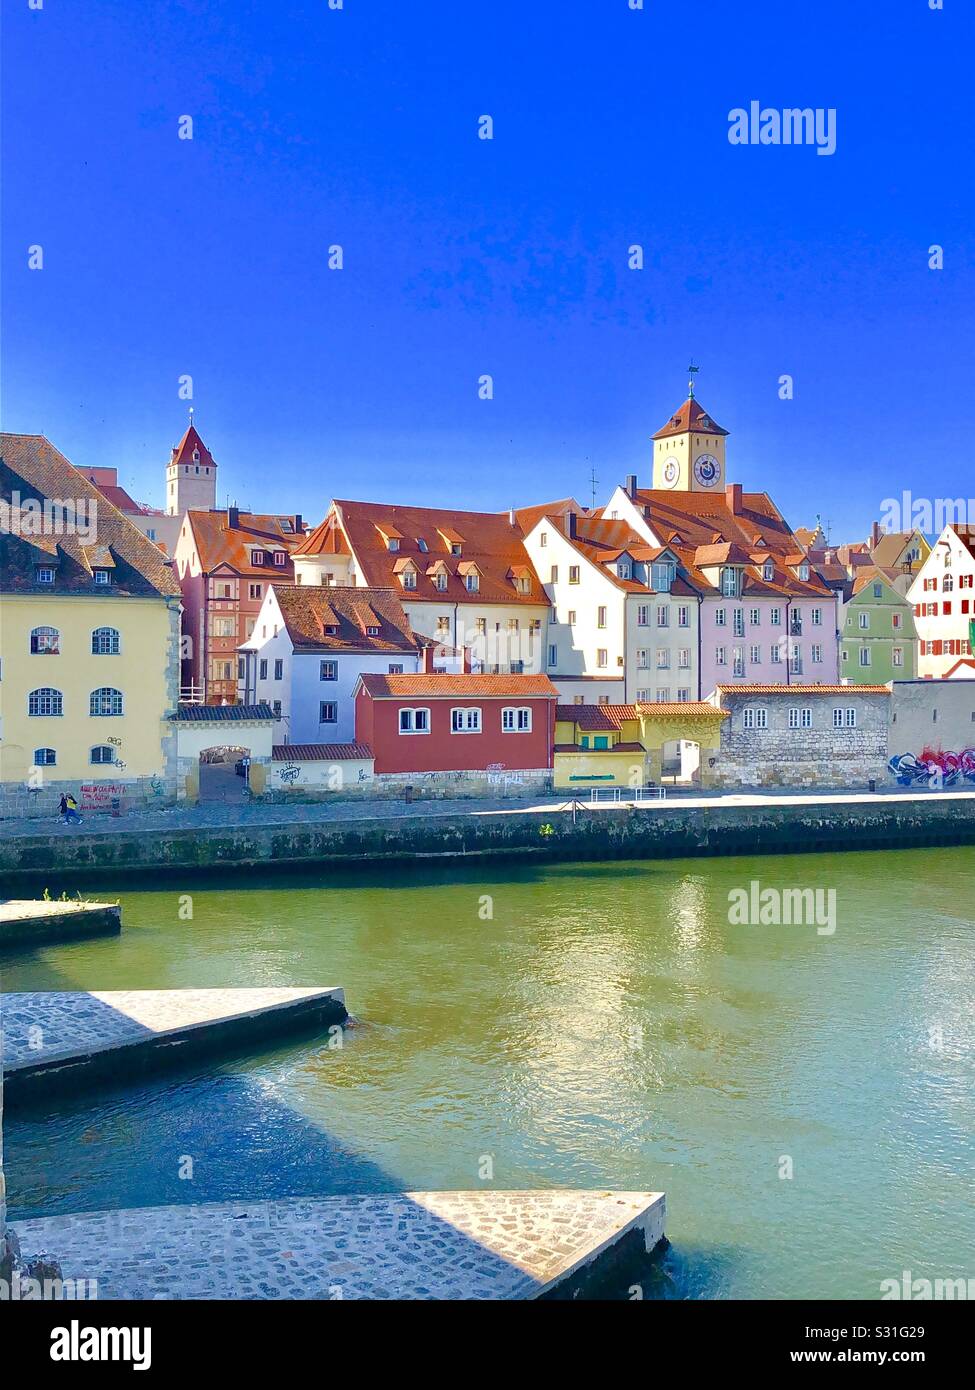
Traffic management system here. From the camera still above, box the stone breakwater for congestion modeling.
[2,792,975,884]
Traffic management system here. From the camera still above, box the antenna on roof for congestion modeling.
[687,362,700,398]
[589,466,598,512]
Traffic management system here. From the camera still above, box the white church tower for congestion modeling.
[165,410,217,516]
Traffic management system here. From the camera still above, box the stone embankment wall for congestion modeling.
[2,796,974,884]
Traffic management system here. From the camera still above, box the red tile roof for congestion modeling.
[556,703,636,729]
[622,486,832,598]
[185,510,303,576]
[0,433,180,598]
[304,500,548,606]
[358,673,559,699]
[713,684,890,695]
[272,585,419,653]
[170,423,216,471]
[652,396,728,440]
[272,743,373,761]
[513,497,588,534]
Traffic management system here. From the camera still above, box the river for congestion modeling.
[2,845,973,1299]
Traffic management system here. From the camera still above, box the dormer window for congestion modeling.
[466,572,479,592]
[617,561,632,580]
[763,561,774,582]
[451,542,463,556]
[720,567,740,597]
[651,561,675,592]
[436,571,448,591]
[366,624,380,636]
[388,537,400,552]
[192,449,200,462]
[402,571,417,590]
[273,550,287,567]
[251,549,266,566]
[36,567,55,585]
[798,563,810,582]
[417,538,428,552]
[93,569,111,586]
[324,623,338,636]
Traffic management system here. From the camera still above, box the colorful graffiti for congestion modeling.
[888,747,975,787]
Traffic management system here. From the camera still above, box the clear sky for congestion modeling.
[3,0,972,541]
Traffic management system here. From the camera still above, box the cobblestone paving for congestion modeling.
[1,785,959,840]
[12,1191,665,1300]
[0,988,344,1072]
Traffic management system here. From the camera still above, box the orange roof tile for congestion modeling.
[271,586,419,653]
[652,396,728,440]
[186,510,303,576]
[358,673,559,699]
[170,423,215,470]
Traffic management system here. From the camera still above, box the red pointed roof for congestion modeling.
[653,396,728,440]
[170,424,215,469]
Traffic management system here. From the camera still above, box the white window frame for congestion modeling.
[502,706,532,733]
[399,706,431,734]
[451,707,481,733]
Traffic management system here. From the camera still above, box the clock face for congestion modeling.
[694,454,720,487]
[661,457,680,489]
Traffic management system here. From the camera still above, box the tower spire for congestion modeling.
[687,361,700,398]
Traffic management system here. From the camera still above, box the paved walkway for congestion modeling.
[1,988,346,1099]
[12,1190,666,1299]
[2,785,969,840]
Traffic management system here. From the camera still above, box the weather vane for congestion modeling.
[687,362,700,398]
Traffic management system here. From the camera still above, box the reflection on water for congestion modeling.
[3,846,974,1299]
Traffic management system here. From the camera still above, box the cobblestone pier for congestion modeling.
[11,1190,666,1299]
[0,987,347,1107]
[0,900,121,948]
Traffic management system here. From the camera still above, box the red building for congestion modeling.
[354,673,558,774]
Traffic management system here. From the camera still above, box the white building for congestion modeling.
[290,499,550,674]
[238,585,424,745]
[906,525,975,679]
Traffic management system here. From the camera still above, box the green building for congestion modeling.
[840,567,917,683]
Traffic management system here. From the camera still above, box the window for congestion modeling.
[569,566,580,584]
[656,606,669,627]
[943,574,954,592]
[475,617,487,635]
[251,550,266,566]
[93,570,111,586]
[762,562,774,582]
[502,706,532,733]
[789,708,812,729]
[716,646,727,666]
[466,573,479,593]
[720,567,740,597]
[873,585,883,600]
[451,707,481,733]
[858,612,869,630]
[637,648,649,668]
[859,648,871,667]
[597,649,608,668]
[249,584,263,600]
[678,649,690,668]
[435,572,448,591]
[749,608,760,626]
[402,571,417,590]
[259,659,268,680]
[273,551,287,567]
[594,735,609,749]
[90,745,116,765]
[272,700,282,717]
[812,608,823,626]
[733,609,744,637]
[597,606,607,628]
[637,605,650,626]
[893,647,904,667]
[833,708,857,729]
[416,538,428,553]
[651,561,675,591]
[733,647,745,676]
[399,707,430,733]
[320,660,338,681]
[743,707,768,730]
[274,659,284,680]
[33,748,56,766]
[892,612,902,630]
[617,561,631,580]
[656,688,670,702]
[319,702,338,723]
[548,644,558,667]
[770,607,782,626]
[237,657,245,680]
[549,565,559,584]
[678,606,689,627]
[387,537,400,552]
[677,688,690,702]
[451,543,463,556]
[36,567,55,584]
[211,616,236,637]
[655,648,670,669]
[90,687,123,716]
[91,626,120,654]
[798,563,810,581]
[749,645,761,664]
[715,608,726,627]
[30,626,60,654]
[771,642,782,663]
[811,644,822,663]
[567,610,577,624]
[539,532,547,547]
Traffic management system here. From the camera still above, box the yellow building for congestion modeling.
[553,701,728,790]
[1,434,181,807]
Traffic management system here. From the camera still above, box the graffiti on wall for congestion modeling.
[888,747,975,787]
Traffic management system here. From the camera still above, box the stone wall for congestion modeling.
[3,793,975,884]
[712,691,889,788]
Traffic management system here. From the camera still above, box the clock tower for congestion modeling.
[651,378,728,493]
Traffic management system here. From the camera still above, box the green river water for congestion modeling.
[2,845,973,1299]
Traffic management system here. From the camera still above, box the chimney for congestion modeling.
[626,474,638,499]
[508,507,516,527]
[294,513,303,534]
[870,520,881,549]
[228,503,240,529]
[726,482,742,515]
[566,510,577,539]
[421,644,434,673]
[462,645,472,674]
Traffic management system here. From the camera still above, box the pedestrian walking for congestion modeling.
[64,792,83,825]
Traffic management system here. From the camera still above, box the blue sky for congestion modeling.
[4,0,972,541]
